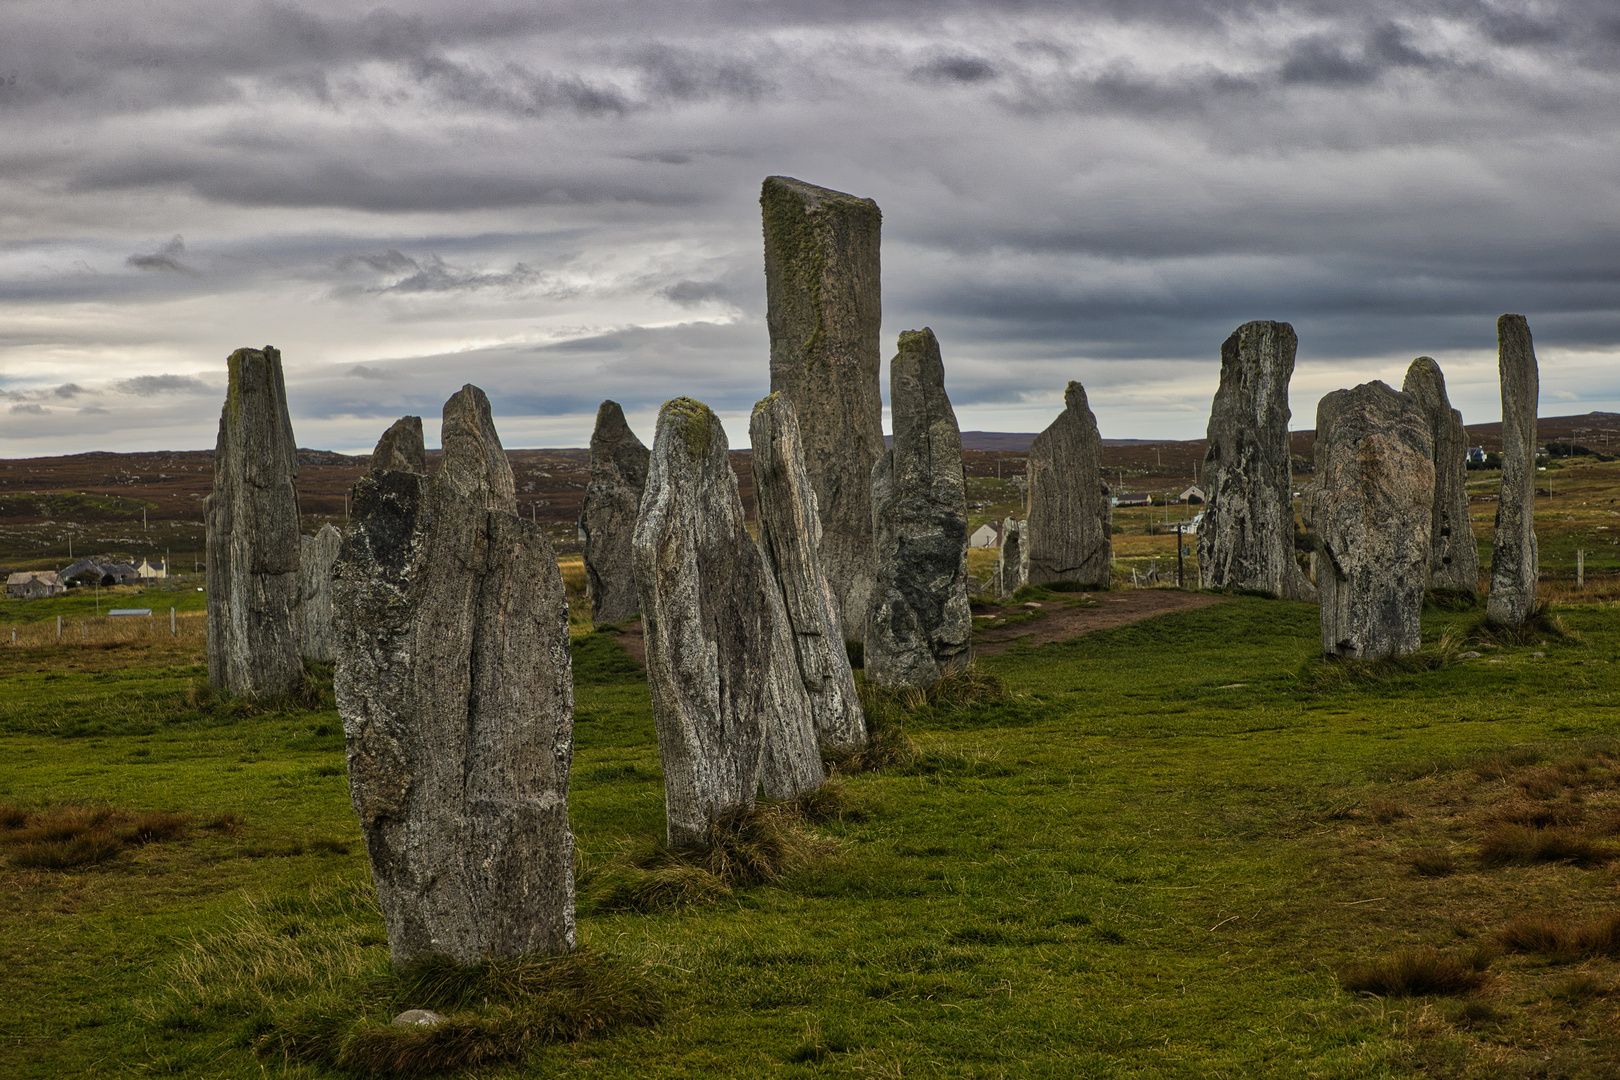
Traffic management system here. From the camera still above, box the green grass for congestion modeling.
[3,595,1620,1076]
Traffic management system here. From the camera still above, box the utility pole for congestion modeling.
[1176,523,1184,588]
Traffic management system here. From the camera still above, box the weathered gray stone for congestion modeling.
[996,518,1027,598]
[583,401,650,627]
[633,397,824,848]
[762,175,884,644]
[206,346,304,698]
[333,384,575,966]
[750,392,866,752]
[1304,381,1434,659]
[1198,321,1316,600]
[1488,314,1540,626]
[865,329,973,687]
[1402,357,1479,594]
[392,1010,444,1028]
[369,416,425,474]
[1025,381,1112,589]
[299,524,342,663]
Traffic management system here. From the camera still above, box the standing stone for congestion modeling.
[865,329,973,687]
[1488,314,1540,626]
[1402,357,1480,594]
[1304,382,1434,659]
[299,524,342,663]
[369,416,425,473]
[205,346,304,698]
[1025,381,1112,589]
[1198,321,1316,600]
[750,392,866,751]
[333,385,575,965]
[762,175,884,645]
[996,518,1028,598]
[633,398,824,849]
[583,401,650,627]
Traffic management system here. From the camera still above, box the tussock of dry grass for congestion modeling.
[0,803,192,868]
[1470,600,1576,646]
[1304,631,1464,688]
[1340,947,1491,997]
[1496,912,1620,962]
[1477,823,1616,867]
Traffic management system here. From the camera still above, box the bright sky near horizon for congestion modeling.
[2,1,1618,456]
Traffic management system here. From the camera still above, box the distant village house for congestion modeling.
[135,557,167,580]
[1112,492,1153,507]
[968,522,1002,548]
[6,571,65,600]
[1178,485,1206,505]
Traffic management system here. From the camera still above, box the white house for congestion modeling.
[969,522,1002,548]
[134,557,167,580]
[1179,485,1206,505]
[1113,492,1153,507]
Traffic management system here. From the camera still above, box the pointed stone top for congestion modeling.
[591,400,644,451]
[439,384,516,512]
[656,397,729,467]
[1064,380,1093,414]
[1402,356,1448,403]
[761,176,880,216]
[369,416,426,474]
[895,327,942,374]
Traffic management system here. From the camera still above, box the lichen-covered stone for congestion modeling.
[1025,381,1112,589]
[634,397,824,848]
[1402,357,1479,593]
[583,401,650,627]
[1198,321,1316,600]
[299,524,342,663]
[762,175,884,643]
[750,392,866,751]
[206,346,304,698]
[865,329,972,687]
[1488,314,1540,626]
[1304,381,1434,659]
[369,416,426,474]
[996,518,1027,598]
[333,385,575,966]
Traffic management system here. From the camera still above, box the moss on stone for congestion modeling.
[662,397,717,463]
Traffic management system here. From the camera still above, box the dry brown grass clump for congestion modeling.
[1477,822,1616,868]
[1339,946,1491,997]
[1496,911,1620,962]
[0,803,194,869]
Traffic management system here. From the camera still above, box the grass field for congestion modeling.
[2,581,1619,1077]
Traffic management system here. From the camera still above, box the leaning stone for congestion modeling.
[369,416,426,474]
[1487,315,1540,627]
[333,384,575,966]
[1304,382,1433,659]
[299,524,342,663]
[762,175,885,643]
[206,346,304,698]
[583,401,650,627]
[1402,358,1479,594]
[1198,321,1316,600]
[633,397,824,848]
[865,329,973,687]
[1025,381,1112,589]
[996,518,1027,598]
[750,392,866,752]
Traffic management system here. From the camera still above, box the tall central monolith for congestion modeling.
[583,400,650,627]
[865,328,973,687]
[750,392,866,752]
[1402,357,1479,594]
[634,397,824,849]
[1198,321,1315,600]
[334,389,576,965]
[1487,314,1540,626]
[1025,381,1112,589]
[205,346,304,698]
[762,175,884,645]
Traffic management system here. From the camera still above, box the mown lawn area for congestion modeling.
[1,595,1618,1077]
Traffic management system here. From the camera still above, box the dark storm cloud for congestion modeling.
[911,55,998,83]
[659,280,732,307]
[115,374,211,396]
[126,236,200,275]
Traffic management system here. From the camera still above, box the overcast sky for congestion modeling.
[2,0,1618,456]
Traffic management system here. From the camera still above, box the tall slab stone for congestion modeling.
[205,346,304,698]
[369,415,425,473]
[750,392,866,751]
[762,175,884,644]
[333,385,575,965]
[996,518,1027,598]
[1402,357,1479,594]
[633,398,824,848]
[1025,381,1112,589]
[1198,321,1315,600]
[299,523,342,663]
[1488,314,1540,626]
[583,400,650,627]
[1304,382,1434,659]
[865,329,973,687]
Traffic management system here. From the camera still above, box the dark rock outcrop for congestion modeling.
[762,175,885,643]
[1488,315,1540,626]
[583,401,650,627]
[865,329,972,687]
[1402,358,1479,593]
[1198,321,1316,600]
[333,384,575,965]
[1025,381,1112,589]
[205,346,304,698]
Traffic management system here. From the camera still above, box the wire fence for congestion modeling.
[5,608,206,648]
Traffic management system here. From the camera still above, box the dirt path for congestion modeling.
[972,589,1228,656]
[609,589,1228,666]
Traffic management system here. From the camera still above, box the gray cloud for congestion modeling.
[347,364,389,379]
[115,374,211,396]
[912,55,997,83]
[53,383,83,398]
[10,402,46,414]
[126,235,199,275]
